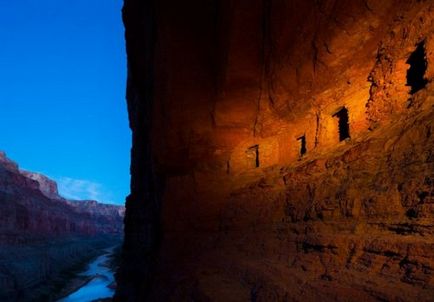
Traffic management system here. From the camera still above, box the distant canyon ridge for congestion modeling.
[0,151,125,242]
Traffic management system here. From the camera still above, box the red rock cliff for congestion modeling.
[0,152,125,240]
[20,170,61,200]
[116,0,434,301]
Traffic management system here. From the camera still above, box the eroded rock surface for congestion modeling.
[117,0,434,301]
[0,152,124,239]
[20,170,61,200]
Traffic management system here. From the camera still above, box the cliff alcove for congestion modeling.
[407,41,428,94]
[333,107,350,142]
[116,0,434,301]
[246,145,260,168]
[298,135,307,156]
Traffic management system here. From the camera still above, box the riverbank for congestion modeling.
[0,236,122,302]
[54,275,94,301]
[57,246,120,302]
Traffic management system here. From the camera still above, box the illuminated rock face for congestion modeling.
[117,0,434,300]
[20,170,60,200]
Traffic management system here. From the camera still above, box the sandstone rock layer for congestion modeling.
[117,1,434,301]
[0,152,124,239]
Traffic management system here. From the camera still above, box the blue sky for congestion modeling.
[0,0,130,205]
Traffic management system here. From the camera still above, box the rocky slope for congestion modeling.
[0,152,124,242]
[0,236,121,302]
[0,152,124,301]
[117,0,434,301]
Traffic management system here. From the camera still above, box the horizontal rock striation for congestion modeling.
[0,152,124,241]
[117,0,434,301]
[20,170,61,200]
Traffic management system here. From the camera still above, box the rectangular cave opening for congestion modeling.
[406,40,428,95]
[297,135,306,157]
[246,145,259,168]
[333,107,350,141]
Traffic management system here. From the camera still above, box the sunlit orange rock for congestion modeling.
[116,1,434,301]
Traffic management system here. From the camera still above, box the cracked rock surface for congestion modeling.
[117,1,434,301]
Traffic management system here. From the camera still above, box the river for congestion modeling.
[57,247,116,302]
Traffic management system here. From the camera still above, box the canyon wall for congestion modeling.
[117,0,434,301]
[0,152,125,301]
[0,152,124,240]
[0,236,119,302]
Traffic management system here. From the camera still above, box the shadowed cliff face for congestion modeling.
[117,0,434,301]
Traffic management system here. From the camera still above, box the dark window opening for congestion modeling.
[406,41,428,95]
[246,145,259,168]
[333,107,350,141]
[297,135,306,156]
